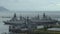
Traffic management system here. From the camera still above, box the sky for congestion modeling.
[0,0,60,11]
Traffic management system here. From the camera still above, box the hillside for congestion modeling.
[0,7,9,11]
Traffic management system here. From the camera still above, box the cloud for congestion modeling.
[45,3,60,11]
[0,0,60,11]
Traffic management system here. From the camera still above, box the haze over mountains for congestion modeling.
[0,7,9,12]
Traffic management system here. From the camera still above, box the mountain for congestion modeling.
[0,7,9,11]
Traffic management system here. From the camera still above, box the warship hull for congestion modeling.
[3,21,23,25]
[3,21,57,25]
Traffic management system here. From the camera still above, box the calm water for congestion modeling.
[0,18,10,34]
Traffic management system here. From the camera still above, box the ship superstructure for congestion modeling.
[31,13,58,25]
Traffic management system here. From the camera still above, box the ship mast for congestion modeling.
[25,16,29,28]
[43,13,45,18]
[11,13,17,21]
[20,15,23,20]
[37,14,40,20]
[26,16,30,23]
[14,13,16,18]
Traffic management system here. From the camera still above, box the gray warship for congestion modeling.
[31,13,58,25]
[3,13,58,25]
[3,13,58,33]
